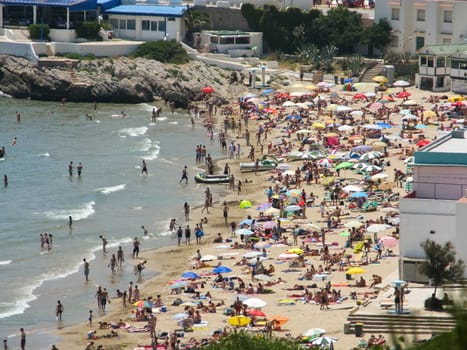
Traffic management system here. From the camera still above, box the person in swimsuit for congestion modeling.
[141,160,148,175]
[132,237,140,259]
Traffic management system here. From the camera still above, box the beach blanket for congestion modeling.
[192,321,209,331]
[331,282,350,287]
[278,299,296,305]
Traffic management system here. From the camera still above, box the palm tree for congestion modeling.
[419,239,465,295]
[183,10,211,45]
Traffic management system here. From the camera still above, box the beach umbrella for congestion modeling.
[282,101,296,107]
[212,266,232,274]
[278,253,298,260]
[312,122,326,129]
[243,251,262,259]
[287,248,304,255]
[379,236,398,248]
[396,91,411,99]
[401,114,418,121]
[254,274,274,282]
[416,139,430,147]
[344,221,363,229]
[296,129,312,135]
[169,281,187,290]
[228,315,251,327]
[350,191,368,199]
[391,280,407,287]
[200,254,217,262]
[370,173,389,182]
[336,105,353,113]
[352,144,372,153]
[181,271,200,279]
[367,224,392,233]
[239,200,252,209]
[312,336,337,347]
[133,300,153,308]
[362,124,382,130]
[372,75,388,83]
[243,297,267,308]
[359,151,383,162]
[422,110,436,118]
[256,202,272,211]
[268,316,289,325]
[393,80,410,87]
[236,228,254,236]
[352,163,368,171]
[260,221,277,230]
[337,125,353,132]
[261,88,274,95]
[239,218,253,226]
[173,313,189,321]
[303,328,326,338]
[285,205,302,212]
[286,189,302,197]
[371,141,387,151]
[335,162,354,171]
[369,102,383,109]
[202,86,214,94]
[362,165,382,173]
[350,110,364,117]
[343,184,363,193]
[376,122,392,129]
[402,99,418,106]
[346,267,366,275]
[353,93,367,100]
[248,309,266,317]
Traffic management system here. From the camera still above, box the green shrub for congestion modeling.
[28,24,50,40]
[134,40,189,64]
[75,21,100,40]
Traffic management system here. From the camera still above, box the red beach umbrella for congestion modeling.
[248,309,266,317]
[396,91,411,99]
[416,139,430,147]
[202,86,214,94]
[353,93,367,100]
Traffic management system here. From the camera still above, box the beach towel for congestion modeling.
[331,283,350,287]
[278,299,296,305]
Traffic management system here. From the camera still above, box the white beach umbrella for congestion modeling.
[282,101,296,107]
[350,110,364,117]
[236,228,254,236]
[312,336,337,347]
[336,105,353,113]
[243,251,262,259]
[367,224,392,233]
[338,125,353,132]
[370,173,389,181]
[243,297,267,308]
[342,185,363,193]
[278,253,298,260]
[200,254,217,262]
[344,221,363,229]
[402,114,418,121]
[359,151,383,162]
[393,80,410,87]
[361,164,382,173]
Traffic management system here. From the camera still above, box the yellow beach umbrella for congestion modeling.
[320,176,335,186]
[422,110,436,118]
[287,248,304,255]
[372,75,388,84]
[346,267,366,275]
[239,200,252,209]
[312,122,326,129]
[228,315,251,327]
[372,141,387,151]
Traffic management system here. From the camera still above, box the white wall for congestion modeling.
[0,41,39,63]
[414,165,467,200]
[52,42,142,57]
[50,29,76,42]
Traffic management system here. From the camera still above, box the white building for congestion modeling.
[399,129,467,282]
[375,0,467,56]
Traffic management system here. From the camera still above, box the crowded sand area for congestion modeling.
[55,75,455,350]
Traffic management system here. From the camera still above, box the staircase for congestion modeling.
[46,43,54,57]
[66,60,79,84]
[11,29,31,42]
[346,312,456,335]
[359,61,385,83]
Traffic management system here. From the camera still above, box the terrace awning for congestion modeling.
[0,0,97,11]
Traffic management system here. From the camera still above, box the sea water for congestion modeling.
[0,98,224,348]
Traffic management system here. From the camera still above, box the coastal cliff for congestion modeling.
[0,55,239,107]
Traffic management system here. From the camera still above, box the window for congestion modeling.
[427,57,434,68]
[443,38,452,44]
[167,17,175,21]
[235,36,250,44]
[158,20,166,32]
[219,36,235,44]
[420,56,427,66]
[142,20,150,31]
[391,8,400,20]
[109,18,118,29]
[391,35,399,48]
[452,60,459,69]
[416,36,425,50]
[436,77,444,88]
[436,57,445,68]
[444,10,452,23]
[127,19,135,30]
[150,21,158,31]
[210,36,217,44]
[417,9,425,22]
[460,63,467,70]
[119,19,126,30]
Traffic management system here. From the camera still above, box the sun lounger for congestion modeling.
[379,298,393,309]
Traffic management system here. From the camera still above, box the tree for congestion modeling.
[134,40,189,64]
[361,18,392,56]
[183,10,211,44]
[419,239,465,295]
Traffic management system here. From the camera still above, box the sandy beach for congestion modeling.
[54,75,449,350]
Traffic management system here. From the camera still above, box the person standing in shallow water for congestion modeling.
[77,162,83,176]
[20,328,25,350]
[68,161,73,176]
[141,160,148,176]
[56,300,64,321]
[83,258,90,282]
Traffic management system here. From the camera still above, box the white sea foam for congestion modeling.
[119,126,148,137]
[35,152,50,157]
[157,117,168,121]
[143,144,160,161]
[133,206,143,211]
[97,184,126,195]
[0,260,12,265]
[43,201,95,221]
[168,121,178,125]
[139,138,153,152]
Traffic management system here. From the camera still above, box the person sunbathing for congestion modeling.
[356,277,367,287]
[369,274,382,288]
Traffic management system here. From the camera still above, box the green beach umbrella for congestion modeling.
[335,162,354,170]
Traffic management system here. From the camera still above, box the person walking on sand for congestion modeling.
[83,258,90,282]
[88,310,93,327]
[177,226,183,246]
[179,166,188,184]
[185,225,191,245]
[56,300,64,321]
[20,328,25,350]
[141,160,148,176]
[223,201,229,226]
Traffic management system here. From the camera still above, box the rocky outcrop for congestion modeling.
[0,56,240,107]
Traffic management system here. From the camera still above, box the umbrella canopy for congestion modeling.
[371,141,388,151]
[243,297,267,308]
[303,328,326,337]
[369,102,383,109]
[344,221,363,229]
[346,267,366,275]
[336,161,354,171]
[353,93,367,100]
[287,248,304,255]
[239,200,252,209]
[393,80,410,87]
[172,312,189,321]
[256,202,272,211]
[236,228,254,236]
[367,224,392,233]
[268,315,289,325]
[312,336,337,347]
[312,122,326,129]
[361,165,382,173]
[402,99,418,106]
[243,251,263,259]
[278,253,299,260]
[352,144,372,153]
[350,110,364,117]
[285,205,302,212]
[391,280,408,287]
[338,125,353,132]
[359,151,383,162]
[282,101,296,107]
[349,191,368,199]
[372,75,388,83]
[202,86,214,94]
[379,236,398,248]
[228,316,251,327]
[342,184,363,193]
[133,300,153,308]
[181,271,200,279]
[260,221,277,230]
[169,281,188,290]
[212,266,232,274]
[248,309,266,317]
[416,139,430,147]
[396,91,411,99]
[370,173,389,181]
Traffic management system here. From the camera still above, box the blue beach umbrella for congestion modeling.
[212,266,232,274]
[239,219,253,226]
[261,88,274,95]
[376,122,392,129]
[181,271,200,279]
[350,191,368,199]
